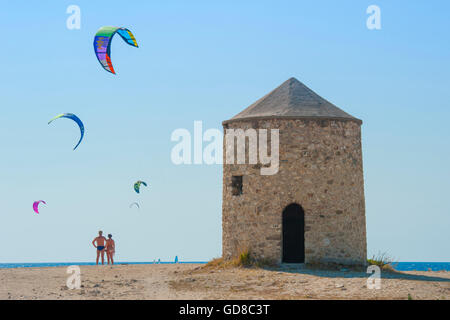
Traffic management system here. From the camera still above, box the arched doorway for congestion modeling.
[282,203,305,263]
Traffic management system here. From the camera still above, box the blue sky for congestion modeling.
[0,1,449,262]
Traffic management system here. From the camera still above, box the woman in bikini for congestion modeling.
[105,234,115,265]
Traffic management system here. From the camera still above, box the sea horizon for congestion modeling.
[1,261,449,271]
[0,261,208,269]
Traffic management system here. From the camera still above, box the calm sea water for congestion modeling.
[391,262,450,272]
[0,261,207,269]
[0,261,448,271]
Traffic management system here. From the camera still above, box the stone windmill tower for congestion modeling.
[222,78,367,265]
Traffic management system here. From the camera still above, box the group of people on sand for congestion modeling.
[92,231,115,265]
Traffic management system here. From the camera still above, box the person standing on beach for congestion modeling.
[92,230,107,265]
[105,234,115,265]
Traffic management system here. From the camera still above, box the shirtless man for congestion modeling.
[92,230,107,265]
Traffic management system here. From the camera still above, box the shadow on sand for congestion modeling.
[262,265,450,283]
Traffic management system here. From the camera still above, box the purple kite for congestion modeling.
[33,200,46,214]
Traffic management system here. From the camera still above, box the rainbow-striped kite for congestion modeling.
[93,26,138,74]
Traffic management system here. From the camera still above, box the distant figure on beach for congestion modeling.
[92,230,107,265]
[106,234,115,265]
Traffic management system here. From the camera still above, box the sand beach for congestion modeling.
[0,264,448,300]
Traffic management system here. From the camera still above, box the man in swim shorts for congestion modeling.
[92,230,107,265]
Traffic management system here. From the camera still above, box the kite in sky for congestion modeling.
[134,180,147,194]
[129,202,140,209]
[33,200,46,214]
[93,26,139,74]
[48,113,85,150]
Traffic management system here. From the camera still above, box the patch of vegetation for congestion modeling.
[367,251,398,272]
[204,248,277,270]
[205,257,226,268]
[238,250,252,267]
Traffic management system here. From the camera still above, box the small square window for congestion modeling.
[231,176,243,196]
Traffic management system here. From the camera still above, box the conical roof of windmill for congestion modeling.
[224,77,361,124]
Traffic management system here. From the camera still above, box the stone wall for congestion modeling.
[222,118,367,266]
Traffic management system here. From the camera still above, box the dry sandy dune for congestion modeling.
[0,264,448,300]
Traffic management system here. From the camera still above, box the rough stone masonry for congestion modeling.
[222,78,367,266]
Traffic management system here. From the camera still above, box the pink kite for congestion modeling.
[33,200,46,214]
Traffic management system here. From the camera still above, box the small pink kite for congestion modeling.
[33,200,46,214]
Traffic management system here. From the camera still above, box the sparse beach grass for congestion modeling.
[204,248,277,270]
[367,252,398,272]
